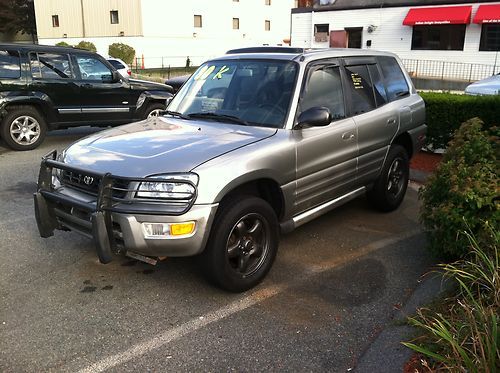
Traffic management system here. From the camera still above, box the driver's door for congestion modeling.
[73,55,134,124]
[293,61,358,214]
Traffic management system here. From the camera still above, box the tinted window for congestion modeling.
[378,56,409,102]
[76,56,112,81]
[411,25,465,51]
[0,50,21,79]
[344,65,376,115]
[30,53,73,79]
[480,24,500,52]
[367,64,387,107]
[108,59,125,69]
[300,65,345,120]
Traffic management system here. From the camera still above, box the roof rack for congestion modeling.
[226,47,306,55]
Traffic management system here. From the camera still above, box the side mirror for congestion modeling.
[111,70,121,83]
[296,106,332,128]
[165,96,173,107]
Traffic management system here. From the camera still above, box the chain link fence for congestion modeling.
[402,59,500,82]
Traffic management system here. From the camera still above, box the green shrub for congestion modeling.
[420,92,500,149]
[108,43,135,66]
[55,41,72,48]
[403,224,499,372]
[419,118,499,259]
[75,40,96,52]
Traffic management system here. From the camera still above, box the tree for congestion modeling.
[75,41,97,52]
[0,0,37,42]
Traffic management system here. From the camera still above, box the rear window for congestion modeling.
[108,59,125,69]
[378,56,409,102]
[30,52,73,79]
[0,50,21,79]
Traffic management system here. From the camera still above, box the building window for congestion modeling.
[411,25,466,51]
[233,18,240,30]
[194,15,202,28]
[52,15,59,28]
[265,0,271,5]
[314,24,329,42]
[265,20,271,31]
[110,10,119,24]
[479,24,500,51]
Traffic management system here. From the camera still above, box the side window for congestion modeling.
[378,56,409,102]
[300,65,345,120]
[30,52,73,79]
[76,56,113,81]
[344,64,376,115]
[367,64,387,107]
[0,50,21,79]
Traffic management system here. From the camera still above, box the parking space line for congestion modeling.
[77,229,422,373]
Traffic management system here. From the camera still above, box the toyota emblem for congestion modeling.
[83,176,94,185]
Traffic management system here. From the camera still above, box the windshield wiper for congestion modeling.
[188,112,249,126]
[164,110,191,120]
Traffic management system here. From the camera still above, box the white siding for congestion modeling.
[291,2,500,68]
[37,0,296,67]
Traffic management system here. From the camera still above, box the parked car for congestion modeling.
[164,74,190,93]
[464,73,500,95]
[34,47,426,292]
[106,57,131,78]
[0,43,174,150]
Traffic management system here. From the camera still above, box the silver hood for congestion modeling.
[61,116,277,177]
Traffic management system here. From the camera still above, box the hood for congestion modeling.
[61,117,277,177]
[128,78,173,93]
[465,75,500,95]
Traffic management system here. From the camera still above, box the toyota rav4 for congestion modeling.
[34,47,426,292]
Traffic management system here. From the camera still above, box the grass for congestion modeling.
[402,224,499,372]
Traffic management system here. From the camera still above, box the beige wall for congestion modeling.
[34,0,142,39]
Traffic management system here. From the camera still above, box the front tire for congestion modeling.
[201,196,279,292]
[367,145,409,212]
[1,106,47,151]
[144,103,165,119]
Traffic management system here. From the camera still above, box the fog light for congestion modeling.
[141,222,196,239]
[170,222,195,236]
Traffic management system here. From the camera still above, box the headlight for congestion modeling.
[136,173,198,199]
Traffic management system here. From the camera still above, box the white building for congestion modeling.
[34,0,296,67]
[291,0,500,79]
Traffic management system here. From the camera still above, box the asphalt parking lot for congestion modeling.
[0,128,434,372]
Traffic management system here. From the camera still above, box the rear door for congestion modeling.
[73,54,134,124]
[342,57,399,186]
[293,60,358,214]
[28,51,83,123]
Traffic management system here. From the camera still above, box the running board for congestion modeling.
[281,187,366,233]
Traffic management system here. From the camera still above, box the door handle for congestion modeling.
[387,118,397,125]
[342,132,355,140]
[81,83,93,88]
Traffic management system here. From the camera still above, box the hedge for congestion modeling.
[420,92,500,149]
[108,43,135,66]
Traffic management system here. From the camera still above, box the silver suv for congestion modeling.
[35,47,426,292]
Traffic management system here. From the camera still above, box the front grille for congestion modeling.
[60,170,129,199]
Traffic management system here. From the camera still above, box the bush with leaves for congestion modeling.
[420,92,500,149]
[108,43,135,66]
[419,118,499,259]
[55,41,72,48]
[75,41,96,52]
[403,224,499,372]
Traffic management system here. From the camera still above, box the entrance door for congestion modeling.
[346,27,363,48]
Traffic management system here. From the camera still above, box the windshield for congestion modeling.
[167,59,298,128]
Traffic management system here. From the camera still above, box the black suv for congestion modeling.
[0,44,173,150]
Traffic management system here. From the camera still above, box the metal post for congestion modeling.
[415,60,419,78]
[441,62,445,81]
[468,64,473,82]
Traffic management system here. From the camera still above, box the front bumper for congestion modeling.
[34,151,218,262]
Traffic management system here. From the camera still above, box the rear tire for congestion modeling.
[144,103,165,119]
[1,106,47,151]
[367,145,409,212]
[200,196,279,292]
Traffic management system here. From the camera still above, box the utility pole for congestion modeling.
[80,0,86,37]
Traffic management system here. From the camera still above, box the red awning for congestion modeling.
[473,4,500,24]
[403,6,472,26]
